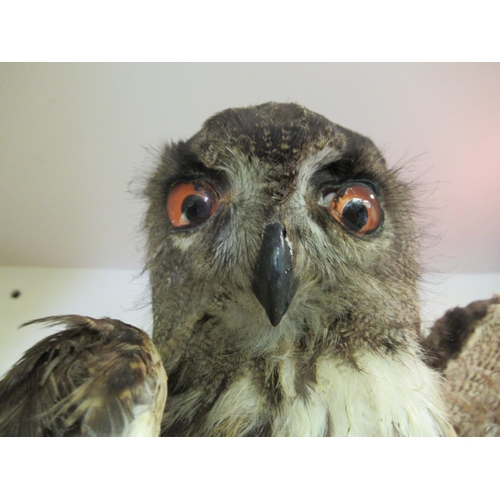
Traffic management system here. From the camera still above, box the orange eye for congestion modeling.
[324,183,383,236]
[167,180,219,228]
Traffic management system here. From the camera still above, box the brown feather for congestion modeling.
[423,296,500,436]
[0,316,167,437]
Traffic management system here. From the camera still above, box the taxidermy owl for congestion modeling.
[422,296,500,437]
[0,102,458,436]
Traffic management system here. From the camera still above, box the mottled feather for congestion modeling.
[144,102,455,436]
[0,316,167,437]
[423,296,500,436]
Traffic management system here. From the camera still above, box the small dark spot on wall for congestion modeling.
[11,290,21,299]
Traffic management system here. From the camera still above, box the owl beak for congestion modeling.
[251,223,298,327]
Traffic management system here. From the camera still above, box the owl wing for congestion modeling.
[0,315,167,437]
[422,296,500,436]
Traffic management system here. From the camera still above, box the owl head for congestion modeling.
[144,103,421,356]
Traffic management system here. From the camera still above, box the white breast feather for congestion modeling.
[316,353,454,436]
[202,377,264,436]
[204,351,454,437]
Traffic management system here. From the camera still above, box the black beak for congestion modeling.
[251,223,298,327]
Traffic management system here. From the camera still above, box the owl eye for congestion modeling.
[323,183,383,236]
[167,180,219,228]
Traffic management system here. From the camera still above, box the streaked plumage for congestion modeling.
[0,316,167,436]
[144,102,454,436]
[423,296,500,436]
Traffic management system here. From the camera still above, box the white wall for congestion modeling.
[1,266,499,378]
[0,267,152,378]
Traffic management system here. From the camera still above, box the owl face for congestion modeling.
[145,103,420,355]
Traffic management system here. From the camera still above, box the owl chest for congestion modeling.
[203,354,451,437]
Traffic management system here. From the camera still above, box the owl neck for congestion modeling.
[156,310,453,436]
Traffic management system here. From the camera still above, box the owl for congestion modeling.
[0,102,456,436]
